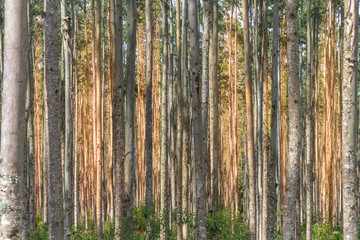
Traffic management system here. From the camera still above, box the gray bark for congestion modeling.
[209,0,220,212]
[283,0,301,238]
[241,0,256,238]
[0,0,27,239]
[44,0,65,238]
[341,0,359,239]
[305,0,314,239]
[145,0,154,208]
[61,0,73,238]
[125,0,137,227]
[112,0,125,237]
[160,0,169,238]
[189,0,206,238]
[181,0,190,237]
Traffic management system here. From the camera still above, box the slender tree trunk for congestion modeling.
[305,0,314,238]
[61,0,73,237]
[44,0,64,238]
[181,0,189,237]
[145,0,154,208]
[175,0,183,238]
[209,0,220,212]
[160,0,169,238]
[125,0,137,224]
[263,0,279,237]
[341,0,359,238]
[283,0,301,238]
[0,0,27,238]
[112,0,125,237]
[241,0,256,238]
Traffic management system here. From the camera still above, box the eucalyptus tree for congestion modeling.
[341,0,359,239]
[0,0,28,238]
[283,0,301,238]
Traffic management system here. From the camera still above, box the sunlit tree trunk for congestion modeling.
[341,0,359,238]
[241,0,256,238]
[283,0,301,238]
[0,0,27,238]
[160,0,169,238]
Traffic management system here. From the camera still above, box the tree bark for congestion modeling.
[283,0,301,238]
[305,0,314,238]
[209,0,220,213]
[0,0,27,239]
[241,0,256,238]
[341,0,359,238]
[44,0,64,238]
[125,0,137,228]
[160,0,169,238]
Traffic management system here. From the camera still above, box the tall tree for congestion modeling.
[125,0,137,230]
[160,0,169,239]
[61,0,73,237]
[241,0,256,238]
[209,0,220,212]
[0,0,27,238]
[341,0,359,238]
[112,0,125,237]
[263,0,280,237]
[305,0,314,239]
[283,0,301,238]
[44,0,64,238]
[145,0,154,207]
[181,0,190,237]
[189,0,206,238]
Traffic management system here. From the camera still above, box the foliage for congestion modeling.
[28,214,48,240]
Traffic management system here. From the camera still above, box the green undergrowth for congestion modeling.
[28,205,250,239]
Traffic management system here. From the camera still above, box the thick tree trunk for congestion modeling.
[241,0,256,238]
[189,0,206,238]
[283,0,301,238]
[341,0,359,239]
[112,0,125,237]
[0,0,27,239]
[44,0,64,238]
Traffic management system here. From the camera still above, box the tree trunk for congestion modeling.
[0,0,27,238]
[241,0,256,238]
[160,0,169,238]
[125,0,137,229]
[145,0,154,208]
[209,0,220,213]
[189,0,206,238]
[61,0,73,237]
[283,0,301,238]
[341,0,359,238]
[181,0,189,237]
[305,0,314,238]
[44,0,64,238]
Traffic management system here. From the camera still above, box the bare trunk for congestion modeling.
[0,0,27,238]
[341,0,359,238]
[283,0,301,238]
